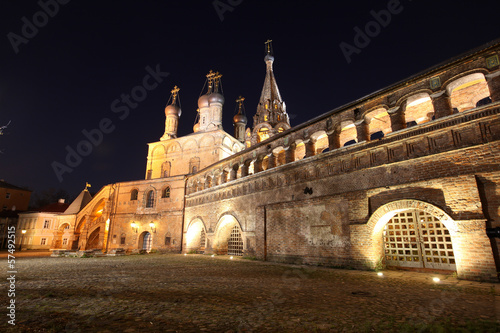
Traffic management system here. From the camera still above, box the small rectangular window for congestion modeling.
[62,238,68,245]
[43,220,50,229]
[6,192,11,199]
[41,238,47,245]
[120,236,126,245]
[165,237,171,246]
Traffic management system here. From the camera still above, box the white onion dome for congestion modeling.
[208,92,224,105]
[165,104,181,117]
[233,113,247,124]
[198,94,210,108]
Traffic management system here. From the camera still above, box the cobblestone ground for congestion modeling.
[0,253,498,332]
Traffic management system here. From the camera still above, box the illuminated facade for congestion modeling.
[16,40,500,281]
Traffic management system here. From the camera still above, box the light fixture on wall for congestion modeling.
[131,222,138,233]
[19,230,26,251]
[149,222,156,233]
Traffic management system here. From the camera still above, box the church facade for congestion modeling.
[17,40,500,282]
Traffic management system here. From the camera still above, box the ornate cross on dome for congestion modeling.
[236,96,245,113]
[171,85,180,104]
[265,39,273,55]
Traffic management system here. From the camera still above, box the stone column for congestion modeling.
[327,131,341,150]
[388,105,407,132]
[486,71,500,103]
[431,90,453,119]
[240,163,249,177]
[267,153,276,169]
[254,158,263,173]
[355,120,370,142]
[305,139,316,158]
[285,143,296,164]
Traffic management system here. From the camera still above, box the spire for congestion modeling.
[253,40,289,131]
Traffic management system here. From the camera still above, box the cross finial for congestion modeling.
[265,39,273,54]
[236,96,245,114]
[85,182,91,190]
[213,71,223,92]
[206,70,216,92]
[171,85,180,104]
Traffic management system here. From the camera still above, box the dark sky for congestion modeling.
[1,0,499,199]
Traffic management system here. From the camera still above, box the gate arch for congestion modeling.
[185,218,207,253]
[213,214,244,255]
[367,200,458,272]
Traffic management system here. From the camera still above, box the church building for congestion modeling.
[15,40,500,282]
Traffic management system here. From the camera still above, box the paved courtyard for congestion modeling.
[0,253,498,332]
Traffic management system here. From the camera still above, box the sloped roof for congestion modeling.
[64,189,92,214]
[39,202,70,213]
[0,180,31,192]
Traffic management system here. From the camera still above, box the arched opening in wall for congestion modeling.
[310,131,329,154]
[248,161,255,175]
[273,147,285,166]
[52,223,70,249]
[86,227,101,250]
[139,231,152,252]
[381,209,456,272]
[161,162,171,178]
[185,219,206,253]
[405,93,434,126]
[447,73,491,112]
[213,215,243,256]
[74,216,86,250]
[261,155,269,171]
[130,189,138,201]
[162,186,171,199]
[257,127,270,143]
[366,108,391,139]
[295,142,306,160]
[339,121,357,147]
[205,176,213,189]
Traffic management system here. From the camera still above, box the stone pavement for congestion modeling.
[0,253,498,332]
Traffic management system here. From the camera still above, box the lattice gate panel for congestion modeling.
[418,211,456,270]
[383,210,456,271]
[384,211,422,268]
[228,225,243,256]
[200,229,206,251]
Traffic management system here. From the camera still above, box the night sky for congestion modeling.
[1,0,499,200]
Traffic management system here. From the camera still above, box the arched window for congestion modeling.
[258,128,270,142]
[162,186,170,198]
[146,190,155,208]
[130,189,138,201]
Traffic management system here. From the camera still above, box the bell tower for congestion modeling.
[250,40,290,145]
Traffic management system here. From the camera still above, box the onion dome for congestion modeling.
[198,94,210,108]
[165,104,181,117]
[233,113,247,124]
[208,92,224,105]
